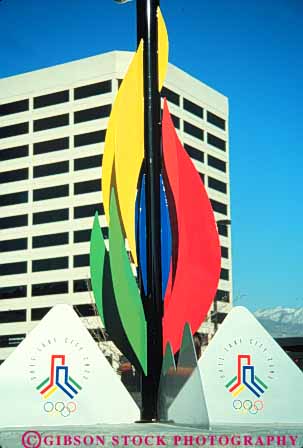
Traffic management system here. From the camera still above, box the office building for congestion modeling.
[0,51,232,362]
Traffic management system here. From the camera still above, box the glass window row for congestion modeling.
[0,248,229,276]
[0,253,98,275]
[0,223,225,254]
[0,261,27,276]
[221,246,229,259]
[208,176,227,194]
[0,99,29,117]
[0,305,104,325]
[0,155,101,187]
[0,285,27,300]
[0,279,93,300]
[160,86,225,130]
[0,80,112,119]
[184,143,204,163]
[220,268,229,281]
[218,223,229,237]
[0,132,223,167]
[32,105,111,132]
[0,204,104,229]
[0,197,226,229]
[0,309,26,323]
[0,333,25,348]
[0,83,224,136]
[0,122,29,139]
[215,289,230,302]
[0,228,99,252]
[211,311,227,324]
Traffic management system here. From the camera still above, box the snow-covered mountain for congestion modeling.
[254,306,303,338]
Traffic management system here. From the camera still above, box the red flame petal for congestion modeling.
[162,99,221,353]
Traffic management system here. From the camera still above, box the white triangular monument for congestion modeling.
[168,366,209,427]
[0,305,140,427]
[199,306,303,427]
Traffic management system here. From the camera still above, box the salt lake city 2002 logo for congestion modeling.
[28,337,91,417]
[217,338,275,415]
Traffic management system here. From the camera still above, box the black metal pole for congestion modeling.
[137,0,163,421]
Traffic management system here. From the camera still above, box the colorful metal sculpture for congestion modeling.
[90,3,221,419]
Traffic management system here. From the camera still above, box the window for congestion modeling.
[0,214,28,229]
[0,145,28,162]
[0,238,27,252]
[102,227,109,239]
[218,223,228,237]
[73,279,91,293]
[0,99,29,117]
[74,155,101,171]
[74,105,111,123]
[31,281,68,297]
[33,184,69,201]
[207,133,226,151]
[183,98,203,118]
[33,161,69,178]
[33,232,69,248]
[74,130,105,147]
[0,168,28,184]
[89,328,106,342]
[207,111,225,130]
[221,246,229,259]
[74,304,96,317]
[74,179,101,195]
[32,256,68,272]
[220,268,229,281]
[34,114,69,132]
[215,289,230,302]
[207,154,226,172]
[34,90,69,109]
[183,121,204,140]
[74,203,104,219]
[0,261,27,276]
[210,199,227,215]
[0,334,26,347]
[0,285,27,300]
[184,143,204,163]
[0,122,28,139]
[74,254,89,267]
[33,137,69,155]
[0,191,28,206]
[208,176,227,194]
[199,173,205,183]
[161,87,180,106]
[200,333,209,346]
[171,114,180,129]
[74,80,112,100]
[33,208,69,225]
[31,307,52,321]
[0,310,26,324]
[74,229,91,243]
[211,311,227,324]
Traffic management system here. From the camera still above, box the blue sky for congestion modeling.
[0,0,302,311]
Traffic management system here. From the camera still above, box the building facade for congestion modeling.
[0,51,232,363]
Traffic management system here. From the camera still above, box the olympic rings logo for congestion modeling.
[43,401,77,417]
[232,399,264,415]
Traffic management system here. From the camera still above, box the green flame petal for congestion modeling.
[109,190,147,375]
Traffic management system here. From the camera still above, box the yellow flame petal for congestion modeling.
[102,9,169,266]
[114,40,143,266]
[158,7,169,91]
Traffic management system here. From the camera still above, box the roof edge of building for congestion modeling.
[0,50,228,112]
